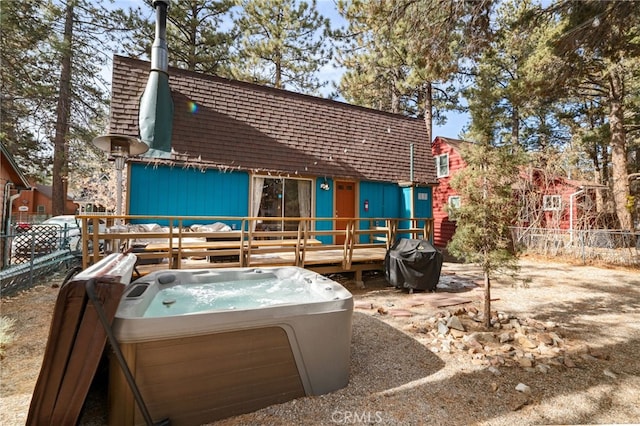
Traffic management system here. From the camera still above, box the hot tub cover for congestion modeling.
[385,238,443,291]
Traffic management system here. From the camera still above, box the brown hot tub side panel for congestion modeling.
[109,326,306,426]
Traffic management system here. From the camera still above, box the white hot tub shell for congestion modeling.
[109,266,353,426]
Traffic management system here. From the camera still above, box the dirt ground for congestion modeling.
[1,254,639,425]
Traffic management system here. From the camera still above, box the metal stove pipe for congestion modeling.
[139,0,173,158]
[151,0,168,73]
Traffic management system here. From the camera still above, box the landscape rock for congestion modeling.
[515,383,531,393]
[518,357,533,368]
[537,333,554,345]
[453,341,468,351]
[549,332,564,345]
[516,335,538,349]
[488,366,501,376]
[450,329,465,339]
[509,319,523,332]
[574,344,590,354]
[447,315,465,331]
[470,331,496,343]
[489,356,505,366]
[589,348,610,360]
[500,344,514,353]
[437,321,450,336]
[499,332,514,343]
[580,353,599,362]
[536,364,551,374]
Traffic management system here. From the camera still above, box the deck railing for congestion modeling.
[78,215,434,273]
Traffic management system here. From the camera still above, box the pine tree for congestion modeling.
[0,1,53,178]
[447,140,525,329]
[232,0,332,94]
[2,0,145,215]
[337,0,493,141]
[524,0,640,230]
[121,0,237,77]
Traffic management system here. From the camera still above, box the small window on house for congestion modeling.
[37,205,46,214]
[435,153,449,178]
[543,195,562,211]
[447,195,461,220]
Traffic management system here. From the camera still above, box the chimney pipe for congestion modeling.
[151,0,168,73]
[138,0,173,158]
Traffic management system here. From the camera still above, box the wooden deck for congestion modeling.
[79,215,433,285]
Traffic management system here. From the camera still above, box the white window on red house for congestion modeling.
[435,153,449,178]
[543,195,562,211]
[447,195,461,220]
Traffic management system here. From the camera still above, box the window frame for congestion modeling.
[435,153,449,178]
[543,194,562,211]
[447,195,461,221]
[251,175,314,232]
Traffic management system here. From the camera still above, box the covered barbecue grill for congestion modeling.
[385,238,443,291]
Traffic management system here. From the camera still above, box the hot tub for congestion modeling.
[108,266,353,426]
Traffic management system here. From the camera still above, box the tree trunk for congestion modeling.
[483,271,491,329]
[511,106,519,146]
[52,2,74,216]
[608,65,631,230]
[424,81,432,144]
[482,163,492,329]
[274,49,282,89]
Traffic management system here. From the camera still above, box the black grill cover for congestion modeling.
[385,238,443,291]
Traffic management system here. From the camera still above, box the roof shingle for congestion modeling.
[110,55,437,184]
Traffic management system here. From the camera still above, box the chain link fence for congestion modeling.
[1,225,81,296]
[511,227,640,267]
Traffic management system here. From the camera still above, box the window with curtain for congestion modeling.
[252,176,312,232]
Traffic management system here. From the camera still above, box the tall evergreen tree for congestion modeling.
[121,0,237,77]
[2,0,145,215]
[337,0,493,142]
[526,0,640,230]
[232,0,332,94]
[0,1,54,179]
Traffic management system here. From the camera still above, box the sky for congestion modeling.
[111,0,469,139]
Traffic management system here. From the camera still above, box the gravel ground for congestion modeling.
[1,255,639,425]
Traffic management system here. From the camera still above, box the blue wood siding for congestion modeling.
[358,181,405,243]
[128,163,249,226]
[414,186,433,243]
[359,181,402,218]
[315,178,333,243]
[414,187,433,218]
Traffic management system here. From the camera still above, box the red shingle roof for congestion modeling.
[110,55,437,184]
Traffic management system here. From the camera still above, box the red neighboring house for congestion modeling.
[431,136,467,248]
[1,143,31,232]
[431,136,606,248]
[12,184,78,223]
[515,169,607,231]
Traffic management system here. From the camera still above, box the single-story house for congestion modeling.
[514,169,608,231]
[108,56,438,243]
[2,144,77,225]
[11,184,78,221]
[431,136,608,247]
